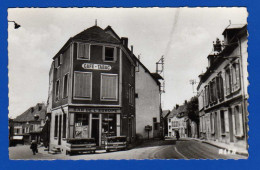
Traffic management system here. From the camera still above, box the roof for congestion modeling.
[168,104,187,118]
[222,24,246,35]
[14,103,46,122]
[162,110,171,118]
[151,73,164,80]
[73,25,120,44]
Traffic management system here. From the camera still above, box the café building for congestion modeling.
[49,25,137,153]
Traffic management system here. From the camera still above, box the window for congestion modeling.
[77,43,90,60]
[102,114,116,137]
[73,72,92,99]
[55,80,60,101]
[63,74,69,98]
[131,66,134,77]
[74,114,89,138]
[225,67,232,95]
[54,54,63,68]
[103,46,116,62]
[63,114,67,138]
[210,113,215,133]
[220,111,225,134]
[232,62,241,92]
[54,115,58,138]
[101,74,118,101]
[216,74,224,100]
[234,105,244,136]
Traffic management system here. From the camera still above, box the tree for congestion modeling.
[186,96,199,137]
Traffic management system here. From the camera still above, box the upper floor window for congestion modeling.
[73,72,92,100]
[231,62,241,92]
[103,46,117,62]
[55,80,60,101]
[225,67,232,96]
[54,54,63,68]
[77,43,90,60]
[63,74,69,98]
[100,73,118,101]
[216,73,224,101]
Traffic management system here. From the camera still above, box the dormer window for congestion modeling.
[103,46,116,62]
[54,54,63,68]
[77,43,90,60]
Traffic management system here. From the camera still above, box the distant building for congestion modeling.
[197,24,248,152]
[48,25,161,153]
[168,104,188,138]
[161,110,171,137]
[12,103,47,144]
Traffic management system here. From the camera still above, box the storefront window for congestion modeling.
[102,114,116,137]
[74,114,89,138]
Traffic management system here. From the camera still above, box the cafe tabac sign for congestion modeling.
[82,63,112,71]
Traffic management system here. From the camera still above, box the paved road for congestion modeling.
[9,139,246,160]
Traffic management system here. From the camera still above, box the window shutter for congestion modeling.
[60,54,63,65]
[235,62,241,91]
[54,58,58,68]
[84,44,90,59]
[74,72,92,98]
[238,104,244,136]
[224,110,229,132]
[78,43,84,59]
[113,48,117,62]
[101,74,118,100]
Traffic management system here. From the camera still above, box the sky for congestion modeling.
[8,8,247,118]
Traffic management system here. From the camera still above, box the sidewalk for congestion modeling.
[188,138,248,157]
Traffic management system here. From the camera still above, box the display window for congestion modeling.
[102,114,116,137]
[74,114,89,138]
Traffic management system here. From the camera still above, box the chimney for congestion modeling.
[121,37,128,47]
[176,104,179,109]
[131,45,133,55]
[185,100,187,104]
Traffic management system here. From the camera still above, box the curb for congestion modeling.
[190,138,248,157]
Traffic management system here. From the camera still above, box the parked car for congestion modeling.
[66,138,96,155]
[105,136,127,152]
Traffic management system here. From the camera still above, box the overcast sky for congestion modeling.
[8,8,247,118]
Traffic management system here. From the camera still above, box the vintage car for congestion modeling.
[105,136,128,152]
[65,138,96,155]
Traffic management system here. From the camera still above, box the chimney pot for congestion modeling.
[121,37,128,47]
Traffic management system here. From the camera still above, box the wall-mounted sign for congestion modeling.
[69,107,121,114]
[82,63,112,71]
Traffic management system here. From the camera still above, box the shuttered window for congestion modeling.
[225,67,232,95]
[73,72,92,99]
[77,43,90,60]
[101,74,118,100]
[232,62,241,92]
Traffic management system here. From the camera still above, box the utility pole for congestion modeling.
[189,79,197,94]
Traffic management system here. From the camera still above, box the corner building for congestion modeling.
[49,25,137,152]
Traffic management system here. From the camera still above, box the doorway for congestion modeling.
[91,119,99,146]
[58,115,62,145]
[229,108,234,142]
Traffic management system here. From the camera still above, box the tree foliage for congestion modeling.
[186,96,199,123]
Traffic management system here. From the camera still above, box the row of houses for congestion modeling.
[10,24,163,153]
[163,24,248,153]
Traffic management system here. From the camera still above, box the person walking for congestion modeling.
[176,130,180,141]
[30,140,38,155]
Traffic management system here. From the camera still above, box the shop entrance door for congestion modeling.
[91,119,99,146]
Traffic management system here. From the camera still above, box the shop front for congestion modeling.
[68,107,121,146]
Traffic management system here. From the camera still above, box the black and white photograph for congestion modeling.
[8,8,248,160]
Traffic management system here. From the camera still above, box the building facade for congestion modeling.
[49,25,161,153]
[135,61,161,139]
[12,103,47,144]
[197,24,248,152]
[168,105,188,138]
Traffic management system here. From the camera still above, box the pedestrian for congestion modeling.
[30,140,38,155]
[176,130,180,141]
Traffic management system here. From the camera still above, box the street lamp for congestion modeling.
[8,20,21,29]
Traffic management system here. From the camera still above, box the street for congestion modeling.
[9,139,246,160]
